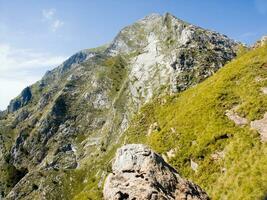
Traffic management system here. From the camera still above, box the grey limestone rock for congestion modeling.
[103,144,209,200]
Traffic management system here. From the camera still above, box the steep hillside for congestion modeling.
[124,44,267,199]
[0,13,240,199]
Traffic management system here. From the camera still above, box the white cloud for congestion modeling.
[42,8,56,20]
[52,19,64,32]
[42,8,64,31]
[0,43,67,110]
[255,0,267,15]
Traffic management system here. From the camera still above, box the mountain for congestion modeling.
[124,43,267,199]
[0,13,242,199]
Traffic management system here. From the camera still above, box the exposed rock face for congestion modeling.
[0,110,6,119]
[261,87,267,94]
[103,144,209,200]
[108,13,239,102]
[42,48,100,82]
[8,87,32,113]
[251,113,267,142]
[225,109,248,126]
[253,35,267,48]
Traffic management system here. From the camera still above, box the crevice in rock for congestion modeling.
[116,191,129,200]
[6,166,28,189]
[32,184,39,191]
[135,173,145,179]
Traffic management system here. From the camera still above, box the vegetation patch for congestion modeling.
[123,44,267,200]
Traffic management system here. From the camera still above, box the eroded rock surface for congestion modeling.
[225,109,248,126]
[103,144,209,200]
[253,35,267,48]
[261,87,267,94]
[251,113,267,142]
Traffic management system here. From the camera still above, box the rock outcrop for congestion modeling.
[251,113,267,142]
[8,87,32,113]
[103,144,209,200]
[253,35,267,48]
[225,108,248,126]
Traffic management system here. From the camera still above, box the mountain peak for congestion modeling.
[141,12,162,20]
[107,12,237,57]
[140,12,183,22]
[138,12,187,27]
[164,12,178,20]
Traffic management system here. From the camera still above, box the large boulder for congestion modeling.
[103,144,209,200]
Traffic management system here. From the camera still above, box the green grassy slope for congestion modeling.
[123,44,267,199]
[12,44,265,200]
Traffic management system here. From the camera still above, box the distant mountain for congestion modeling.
[0,13,243,199]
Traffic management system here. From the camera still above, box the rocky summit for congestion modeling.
[103,144,209,200]
[0,12,252,200]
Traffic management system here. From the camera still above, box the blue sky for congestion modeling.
[0,0,267,110]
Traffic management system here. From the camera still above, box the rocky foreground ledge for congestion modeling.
[103,144,209,200]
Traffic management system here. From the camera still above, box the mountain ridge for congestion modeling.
[0,13,247,199]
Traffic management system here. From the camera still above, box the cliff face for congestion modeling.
[0,13,239,199]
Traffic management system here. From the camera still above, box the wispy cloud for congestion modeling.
[42,8,64,32]
[52,19,64,32]
[42,8,56,20]
[0,44,66,72]
[0,43,67,110]
[255,0,267,15]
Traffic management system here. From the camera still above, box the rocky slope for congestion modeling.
[0,13,240,199]
[103,144,209,200]
[123,43,267,199]
[253,35,267,48]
